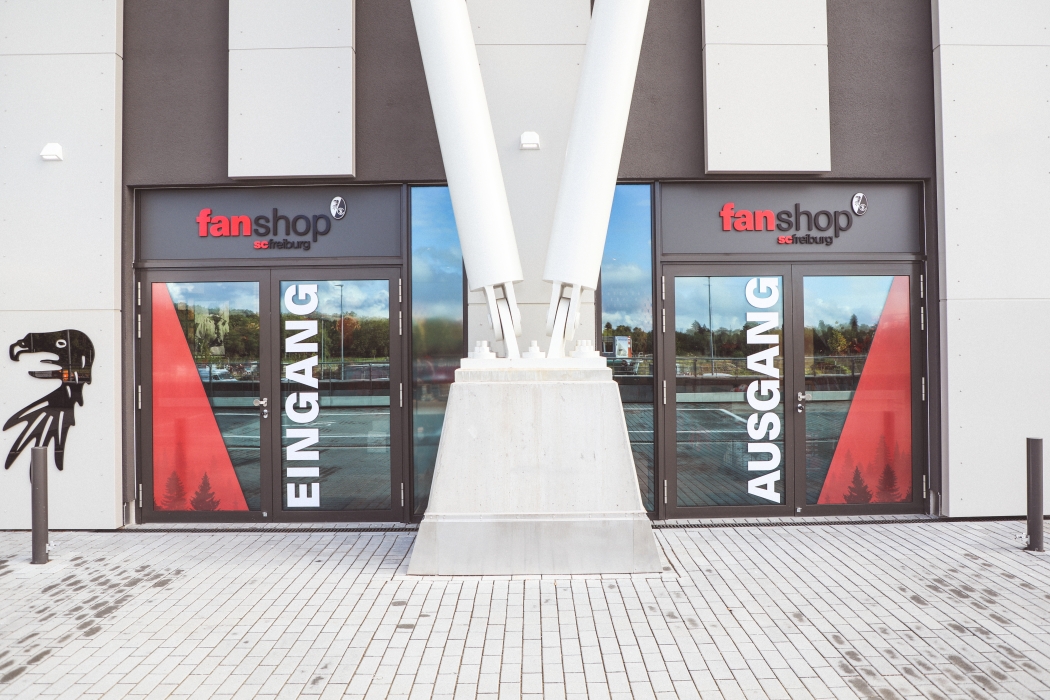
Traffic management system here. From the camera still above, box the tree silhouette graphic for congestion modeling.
[162,471,188,510]
[844,466,873,504]
[191,472,221,511]
[877,463,899,502]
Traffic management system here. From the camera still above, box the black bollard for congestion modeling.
[1026,438,1043,553]
[30,446,48,564]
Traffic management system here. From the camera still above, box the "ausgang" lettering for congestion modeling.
[744,277,782,504]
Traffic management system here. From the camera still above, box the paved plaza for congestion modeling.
[2,518,1050,699]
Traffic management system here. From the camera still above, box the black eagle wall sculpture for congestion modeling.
[4,330,94,470]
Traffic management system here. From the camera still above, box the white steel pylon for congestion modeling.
[408,0,659,575]
[544,0,651,357]
[410,0,524,359]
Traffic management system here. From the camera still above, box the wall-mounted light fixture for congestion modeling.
[519,132,540,150]
[40,143,63,161]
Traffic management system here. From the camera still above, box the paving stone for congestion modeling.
[3,521,1050,698]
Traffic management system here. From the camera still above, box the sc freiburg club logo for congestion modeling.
[4,329,94,470]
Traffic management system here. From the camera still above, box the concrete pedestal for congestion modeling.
[408,358,662,575]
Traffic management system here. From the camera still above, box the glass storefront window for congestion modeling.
[408,184,660,515]
[410,187,465,514]
[599,184,656,511]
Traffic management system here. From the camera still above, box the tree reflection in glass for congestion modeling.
[279,279,391,511]
[674,276,785,507]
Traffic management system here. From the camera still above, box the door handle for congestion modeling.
[797,392,813,402]
[253,398,268,407]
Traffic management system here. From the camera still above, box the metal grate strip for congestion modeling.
[79,526,420,534]
[16,515,1037,535]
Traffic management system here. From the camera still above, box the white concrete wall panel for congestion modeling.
[932,1,1050,47]
[936,48,1050,301]
[0,54,122,312]
[229,0,354,50]
[939,300,1050,517]
[228,48,355,178]
[0,2,123,529]
[474,44,584,304]
[701,0,830,173]
[933,1,1050,517]
[463,0,592,351]
[467,0,589,45]
[704,45,831,173]
[701,0,826,46]
[0,311,123,530]
[0,0,123,55]
[228,0,355,178]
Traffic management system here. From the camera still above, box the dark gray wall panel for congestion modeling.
[123,0,444,187]
[619,0,936,181]
[618,0,705,179]
[123,0,230,186]
[355,0,445,183]
[826,0,936,179]
[123,0,933,186]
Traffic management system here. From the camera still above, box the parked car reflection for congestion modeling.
[198,365,235,382]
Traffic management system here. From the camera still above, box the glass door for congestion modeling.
[270,270,402,520]
[141,271,273,521]
[663,267,794,516]
[662,264,923,517]
[140,268,403,522]
[791,265,923,513]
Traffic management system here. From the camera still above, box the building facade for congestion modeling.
[0,0,1046,528]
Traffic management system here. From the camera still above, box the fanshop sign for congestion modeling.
[137,186,402,261]
[195,198,345,253]
[659,182,923,256]
[718,197,863,247]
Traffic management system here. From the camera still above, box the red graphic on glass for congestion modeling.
[152,284,248,511]
[818,276,912,504]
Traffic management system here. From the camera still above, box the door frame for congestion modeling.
[138,269,275,523]
[657,262,927,519]
[137,265,408,523]
[789,262,926,516]
[267,267,406,522]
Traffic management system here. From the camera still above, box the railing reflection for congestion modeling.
[603,355,654,404]
[675,355,868,375]
[292,361,391,395]
[413,357,460,405]
[197,361,393,398]
[604,356,654,377]
[674,355,870,392]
